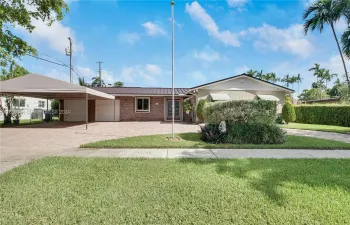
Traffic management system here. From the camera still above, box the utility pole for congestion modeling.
[66,37,73,83]
[96,61,103,87]
[171,1,175,139]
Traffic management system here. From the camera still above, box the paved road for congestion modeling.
[284,128,350,143]
[56,148,350,159]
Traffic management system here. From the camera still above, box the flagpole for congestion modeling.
[171,1,175,139]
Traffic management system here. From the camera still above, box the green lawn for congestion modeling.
[1,157,349,224]
[279,122,350,134]
[81,133,350,149]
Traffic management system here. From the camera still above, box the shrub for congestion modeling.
[199,123,226,144]
[203,100,277,124]
[196,99,207,123]
[282,102,296,124]
[275,113,285,124]
[225,122,287,144]
[294,105,350,127]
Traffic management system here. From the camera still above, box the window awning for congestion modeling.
[209,93,231,101]
[257,95,280,101]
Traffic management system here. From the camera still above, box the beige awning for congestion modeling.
[257,95,280,101]
[209,93,231,101]
[0,73,114,100]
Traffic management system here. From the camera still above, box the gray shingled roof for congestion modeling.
[92,87,190,96]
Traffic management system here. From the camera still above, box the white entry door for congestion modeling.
[95,100,120,121]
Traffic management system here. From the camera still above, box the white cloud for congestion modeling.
[118,64,163,86]
[185,1,240,47]
[190,71,207,82]
[241,23,313,58]
[15,19,84,55]
[142,22,166,36]
[335,17,348,33]
[76,66,97,79]
[118,32,141,44]
[45,69,70,82]
[227,0,249,8]
[145,64,161,75]
[194,45,221,62]
[322,55,346,76]
[234,65,249,74]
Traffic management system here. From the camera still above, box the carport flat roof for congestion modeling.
[0,74,115,100]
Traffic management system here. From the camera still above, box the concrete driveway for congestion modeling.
[0,121,199,173]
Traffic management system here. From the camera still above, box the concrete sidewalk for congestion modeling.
[56,148,350,159]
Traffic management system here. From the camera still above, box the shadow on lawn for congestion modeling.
[178,158,350,205]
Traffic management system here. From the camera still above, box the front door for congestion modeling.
[167,100,180,120]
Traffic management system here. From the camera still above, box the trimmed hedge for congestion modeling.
[294,105,350,127]
[196,99,207,123]
[203,100,277,124]
[226,122,287,144]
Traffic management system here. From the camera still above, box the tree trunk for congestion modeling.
[330,23,350,92]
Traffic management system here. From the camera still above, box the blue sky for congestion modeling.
[13,0,349,95]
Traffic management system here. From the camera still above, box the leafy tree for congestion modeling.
[256,70,264,79]
[0,62,29,124]
[309,63,322,82]
[303,0,350,89]
[263,72,280,83]
[91,76,105,87]
[196,99,207,123]
[78,77,89,87]
[113,81,124,87]
[0,0,69,66]
[298,88,330,100]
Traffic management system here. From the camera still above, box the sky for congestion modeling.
[12,0,349,96]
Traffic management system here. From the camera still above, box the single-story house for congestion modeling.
[0,73,294,124]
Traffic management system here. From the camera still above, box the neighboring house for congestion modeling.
[0,73,294,123]
[0,96,52,121]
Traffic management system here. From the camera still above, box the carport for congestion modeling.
[0,73,116,129]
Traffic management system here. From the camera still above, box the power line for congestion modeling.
[26,54,69,68]
[26,53,89,81]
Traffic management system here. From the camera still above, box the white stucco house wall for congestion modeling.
[0,96,52,121]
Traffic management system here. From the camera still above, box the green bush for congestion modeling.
[275,113,285,124]
[199,124,226,144]
[225,122,286,144]
[294,105,350,127]
[203,100,277,124]
[196,99,207,123]
[282,102,296,124]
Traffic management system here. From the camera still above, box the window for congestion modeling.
[136,97,150,112]
[38,100,45,108]
[13,99,26,107]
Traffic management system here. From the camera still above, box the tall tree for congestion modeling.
[78,77,89,87]
[0,62,29,124]
[113,81,124,87]
[256,70,264,79]
[309,63,322,82]
[0,0,68,66]
[246,69,257,77]
[303,0,350,89]
[91,76,105,87]
[322,69,337,88]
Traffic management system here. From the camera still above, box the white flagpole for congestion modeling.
[171,1,175,139]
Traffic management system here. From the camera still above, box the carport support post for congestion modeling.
[86,93,88,130]
[114,98,116,122]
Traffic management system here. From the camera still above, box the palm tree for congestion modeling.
[78,77,89,87]
[91,76,105,87]
[246,69,257,77]
[281,74,291,88]
[113,81,124,87]
[303,0,349,89]
[309,63,322,82]
[323,69,337,88]
[256,70,264,79]
[296,74,303,94]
